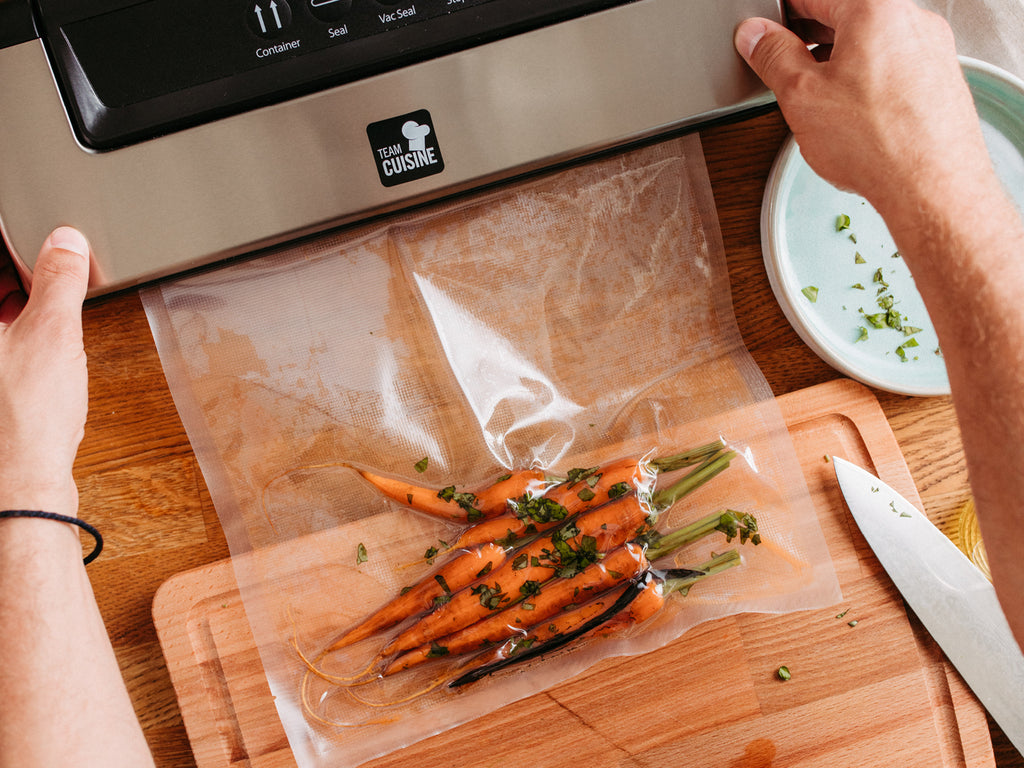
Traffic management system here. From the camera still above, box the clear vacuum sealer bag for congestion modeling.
[142,133,841,767]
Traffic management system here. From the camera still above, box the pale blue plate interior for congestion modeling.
[761,58,1024,396]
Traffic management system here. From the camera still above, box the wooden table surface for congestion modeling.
[31,108,1020,767]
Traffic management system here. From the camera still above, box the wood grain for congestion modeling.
[0,107,1007,767]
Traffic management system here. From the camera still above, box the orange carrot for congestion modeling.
[595,550,742,635]
[454,444,731,549]
[383,543,648,675]
[446,583,638,687]
[355,467,546,523]
[451,457,650,548]
[448,550,741,687]
[380,493,652,656]
[325,542,506,652]
[384,507,755,674]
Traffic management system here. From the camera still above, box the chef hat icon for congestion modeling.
[402,120,431,152]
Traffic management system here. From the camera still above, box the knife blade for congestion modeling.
[832,456,1024,756]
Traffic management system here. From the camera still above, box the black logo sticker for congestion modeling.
[366,109,445,188]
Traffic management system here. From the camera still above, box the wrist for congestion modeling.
[0,476,79,519]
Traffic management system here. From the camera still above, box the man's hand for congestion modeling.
[0,228,91,516]
[737,0,1024,650]
[734,0,992,221]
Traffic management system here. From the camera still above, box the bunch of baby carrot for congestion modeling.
[303,440,761,698]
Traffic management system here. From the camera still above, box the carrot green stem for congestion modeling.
[643,509,753,561]
[649,450,736,511]
[650,439,727,473]
[661,549,741,596]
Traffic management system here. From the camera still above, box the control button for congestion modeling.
[308,0,352,22]
[248,0,292,37]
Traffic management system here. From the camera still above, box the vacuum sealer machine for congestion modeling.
[0,0,782,294]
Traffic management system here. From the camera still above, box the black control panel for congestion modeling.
[28,0,637,149]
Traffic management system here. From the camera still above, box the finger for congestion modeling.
[734,18,818,94]
[784,0,843,29]
[22,227,91,328]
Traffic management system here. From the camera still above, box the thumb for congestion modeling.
[23,227,91,326]
[735,18,817,95]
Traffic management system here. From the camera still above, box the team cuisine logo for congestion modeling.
[366,109,445,187]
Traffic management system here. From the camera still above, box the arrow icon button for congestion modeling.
[249,0,292,37]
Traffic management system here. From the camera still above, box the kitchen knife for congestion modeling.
[832,456,1024,756]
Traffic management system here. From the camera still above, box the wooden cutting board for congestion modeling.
[153,379,995,768]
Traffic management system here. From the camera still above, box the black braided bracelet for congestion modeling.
[0,510,104,564]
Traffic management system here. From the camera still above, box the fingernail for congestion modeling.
[48,226,90,258]
[736,18,768,61]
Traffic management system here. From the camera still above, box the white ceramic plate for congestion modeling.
[761,57,1024,396]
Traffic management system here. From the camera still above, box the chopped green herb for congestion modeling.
[855,252,866,264]
[538,533,603,579]
[586,473,602,488]
[400,586,413,596]
[891,251,901,259]
[512,553,529,570]
[437,486,481,518]
[902,326,923,336]
[851,283,865,290]
[496,529,520,548]
[777,665,792,681]
[471,583,509,610]
[426,642,450,658]
[855,327,869,343]
[835,214,851,232]
[519,580,542,598]
[802,285,819,303]
[872,268,888,288]
[423,546,439,564]
[434,574,451,593]
[607,482,630,499]
[476,562,493,578]
[565,466,599,488]
[835,608,850,619]
[895,337,919,361]
[406,493,414,505]
[863,312,887,329]
[715,511,761,545]
[577,487,596,502]
[414,457,429,473]
[849,233,858,244]
[356,543,368,564]
[848,620,859,627]
[496,473,512,483]
[512,495,568,524]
